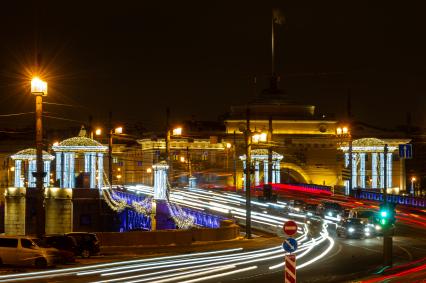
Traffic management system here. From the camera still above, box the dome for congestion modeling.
[11,148,54,160]
[53,137,107,152]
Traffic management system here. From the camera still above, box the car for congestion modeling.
[336,218,371,239]
[305,215,323,238]
[65,232,100,258]
[41,235,77,263]
[348,208,382,235]
[0,236,59,267]
[317,202,344,220]
[304,203,318,216]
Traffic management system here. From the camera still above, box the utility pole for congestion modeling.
[265,116,273,200]
[165,108,171,186]
[349,138,353,194]
[108,111,113,189]
[383,144,393,266]
[233,130,237,189]
[245,108,252,239]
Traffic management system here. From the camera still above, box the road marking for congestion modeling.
[396,245,413,261]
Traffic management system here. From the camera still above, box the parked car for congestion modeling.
[65,232,100,258]
[41,235,76,263]
[0,236,59,267]
[317,202,344,220]
[336,218,371,239]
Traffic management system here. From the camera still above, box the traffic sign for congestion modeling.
[283,221,298,236]
[285,254,297,283]
[399,144,413,159]
[282,237,298,253]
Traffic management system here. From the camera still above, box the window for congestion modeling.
[0,238,18,248]
[21,239,36,249]
[137,161,143,166]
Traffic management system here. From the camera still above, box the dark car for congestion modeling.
[65,232,100,258]
[336,218,371,239]
[317,202,344,219]
[304,204,318,216]
[41,235,77,263]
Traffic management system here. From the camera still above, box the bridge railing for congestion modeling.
[354,190,426,209]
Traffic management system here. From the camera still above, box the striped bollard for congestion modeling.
[285,254,296,283]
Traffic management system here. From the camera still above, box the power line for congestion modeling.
[0,112,34,117]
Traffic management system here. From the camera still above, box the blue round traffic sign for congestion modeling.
[282,237,298,253]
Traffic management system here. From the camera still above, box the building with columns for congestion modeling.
[52,137,108,189]
[340,138,410,194]
[10,148,54,188]
[239,149,283,188]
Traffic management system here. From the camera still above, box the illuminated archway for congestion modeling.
[280,163,311,184]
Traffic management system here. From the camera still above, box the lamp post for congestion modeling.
[31,77,47,237]
[95,124,123,189]
[336,125,352,195]
[410,177,416,196]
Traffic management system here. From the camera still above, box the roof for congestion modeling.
[52,137,107,152]
[11,148,54,160]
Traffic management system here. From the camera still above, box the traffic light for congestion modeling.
[378,203,396,227]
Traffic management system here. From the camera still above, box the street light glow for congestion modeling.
[115,127,123,134]
[226,143,232,149]
[95,128,102,136]
[173,127,182,136]
[31,77,48,95]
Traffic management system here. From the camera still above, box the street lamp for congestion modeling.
[31,76,47,237]
[336,125,352,195]
[411,177,416,196]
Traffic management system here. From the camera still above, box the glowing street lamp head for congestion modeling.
[173,127,182,136]
[336,127,342,135]
[95,128,102,136]
[226,142,232,149]
[342,126,349,135]
[411,177,416,182]
[31,77,48,96]
[259,132,267,142]
[115,127,123,134]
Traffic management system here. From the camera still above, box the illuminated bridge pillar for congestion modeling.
[153,161,168,200]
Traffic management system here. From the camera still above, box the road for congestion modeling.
[0,186,425,282]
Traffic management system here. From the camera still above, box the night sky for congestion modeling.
[1,1,426,131]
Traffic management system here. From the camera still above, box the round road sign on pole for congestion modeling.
[283,220,298,236]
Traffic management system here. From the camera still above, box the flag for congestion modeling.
[272,9,285,25]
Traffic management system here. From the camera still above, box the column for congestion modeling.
[69,153,75,188]
[242,160,246,190]
[344,153,349,167]
[371,152,378,189]
[344,153,349,192]
[63,153,70,188]
[360,153,366,188]
[263,160,269,184]
[90,153,96,188]
[28,160,36,188]
[271,162,276,183]
[352,153,357,189]
[379,153,385,189]
[14,160,22,187]
[97,153,104,189]
[275,160,281,184]
[387,152,392,188]
[56,152,62,188]
[43,161,50,187]
[153,163,168,200]
[84,153,91,173]
[254,160,260,186]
